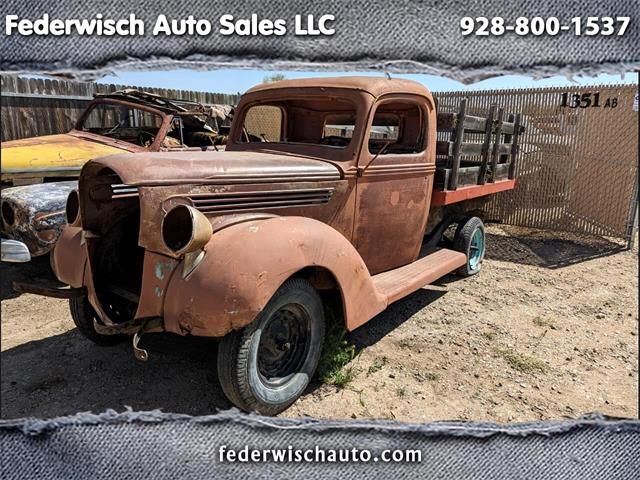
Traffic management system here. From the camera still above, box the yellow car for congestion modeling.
[1,90,231,262]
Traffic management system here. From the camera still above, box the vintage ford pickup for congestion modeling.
[1,89,231,262]
[25,77,523,414]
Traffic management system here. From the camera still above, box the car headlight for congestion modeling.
[65,190,81,226]
[1,201,15,228]
[161,204,212,256]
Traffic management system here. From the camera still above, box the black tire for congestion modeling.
[69,296,127,346]
[453,216,486,277]
[217,278,325,415]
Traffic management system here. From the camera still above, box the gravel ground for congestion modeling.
[1,224,637,421]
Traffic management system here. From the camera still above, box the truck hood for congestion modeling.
[1,134,126,176]
[84,150,342,185]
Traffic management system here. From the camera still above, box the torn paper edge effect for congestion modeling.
[1,56,638,84]
[1,409,638,437]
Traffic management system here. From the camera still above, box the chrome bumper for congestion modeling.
[1,239,31,263]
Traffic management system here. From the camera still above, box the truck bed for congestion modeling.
[432,99,524,206]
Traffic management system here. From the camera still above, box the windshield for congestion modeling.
[239,96,359,149]
[80,102,227,149]
[80,102,164,147]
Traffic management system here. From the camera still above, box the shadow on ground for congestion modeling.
[0,255,63,301]
[1,286,448,419]
[484,230,628,269]
[350,287,447,350]
[1,331,231,419]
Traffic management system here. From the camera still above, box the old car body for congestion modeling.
[1,90,232,261]
[42,77,522,414]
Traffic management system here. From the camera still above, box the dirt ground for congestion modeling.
[1,224,637,422]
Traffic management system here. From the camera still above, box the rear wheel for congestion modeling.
[69,296,127,346]
[217,278,325,415]
[454,216,486,277]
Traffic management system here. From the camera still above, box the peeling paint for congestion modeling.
[154,261,173,280]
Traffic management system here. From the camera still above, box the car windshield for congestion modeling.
[80,102,165,147]
[239,96,359,149]
[80,101,225,149]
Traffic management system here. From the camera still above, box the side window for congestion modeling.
[369,113,400,141]
[368,101,425,155]
[241,105,283,142]
[323,113,357,140]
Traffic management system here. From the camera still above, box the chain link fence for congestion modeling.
[434,84,638,244]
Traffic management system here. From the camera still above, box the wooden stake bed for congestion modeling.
[431,179,516,206]
[433,99,524,204]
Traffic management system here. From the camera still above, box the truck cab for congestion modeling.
[229,76,438,274]
[37,77,523,415]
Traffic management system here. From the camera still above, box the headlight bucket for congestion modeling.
[1,201,16,228]
[162,204,213,256]
[65,190,81,226]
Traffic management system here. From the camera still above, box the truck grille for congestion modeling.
[186,187,334,213]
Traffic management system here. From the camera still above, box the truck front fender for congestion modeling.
[51,225,87,288]
[163,216,387,337]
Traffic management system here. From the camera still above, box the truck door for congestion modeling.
[353,95,436,274]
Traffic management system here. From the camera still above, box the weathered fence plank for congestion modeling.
[1,76,240,142]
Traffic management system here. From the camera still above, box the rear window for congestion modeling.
[242,105,283,142]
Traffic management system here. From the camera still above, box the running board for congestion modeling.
[372,248,467,304]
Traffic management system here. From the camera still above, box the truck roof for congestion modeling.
[246,76,432,99]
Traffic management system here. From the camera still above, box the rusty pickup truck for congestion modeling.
[29,77,523,414]
[1,89,231,262]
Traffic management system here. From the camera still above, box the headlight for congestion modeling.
[161,204,212,256]
[65,190,80,226]
[1,201,15,228]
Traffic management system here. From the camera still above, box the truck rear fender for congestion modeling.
[163,216,387,337]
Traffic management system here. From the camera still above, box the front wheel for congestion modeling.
[69,296,127,346]
[217,278,325,415]
[454,216,486,277]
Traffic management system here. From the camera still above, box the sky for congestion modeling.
[97,69,639,95]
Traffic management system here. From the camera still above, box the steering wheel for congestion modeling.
[319,136,350,147]
[106,120,124,135]
[138,131,156,146]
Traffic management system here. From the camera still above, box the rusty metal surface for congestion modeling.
[81,151,342,186]
[54,77,487,337]
[50,226,86,288]
[163,217,388,337]
[137,180,353,257]
[12,281,86,298]
[351,93,437,273]
[1,181,77,257]
[372,247,467,303]
[2,90,236,260]
[246,76,432,100]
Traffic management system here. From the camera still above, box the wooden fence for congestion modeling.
[0,76,240,142]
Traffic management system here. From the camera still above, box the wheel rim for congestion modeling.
[257,304,311,387]
[468,227,485,270]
